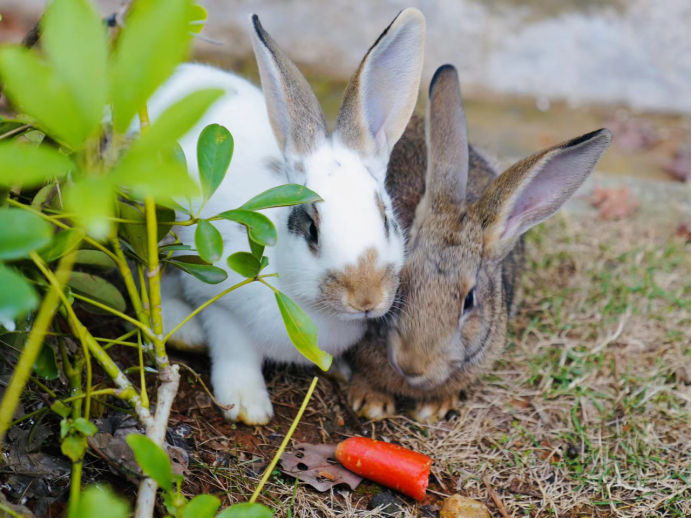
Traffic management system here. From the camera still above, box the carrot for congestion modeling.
[335,437,433,501]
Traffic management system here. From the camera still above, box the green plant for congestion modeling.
[0,0,329,516]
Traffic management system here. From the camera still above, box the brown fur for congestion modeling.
[349,66,611,422]
[321,247,398,315]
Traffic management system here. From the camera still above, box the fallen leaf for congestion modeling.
[507,477,543,499]
[279,443,363,492]
[664,147,691,182]
[675,222,691,242]
[440,495,490,518]
[509,398,531,409]
[590,186,638,220]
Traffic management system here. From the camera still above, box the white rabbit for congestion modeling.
[145,9,426,425]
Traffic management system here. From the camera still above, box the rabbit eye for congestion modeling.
[309,220,318,243]
[463,288,475,314]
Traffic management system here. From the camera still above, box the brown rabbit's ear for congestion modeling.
[335,8,425,172]
[250,15,327,158]
[425,65,469,208]
[477,129,612,259]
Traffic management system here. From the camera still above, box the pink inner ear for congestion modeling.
[502,144,599,240]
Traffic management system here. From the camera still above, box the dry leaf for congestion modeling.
[590,186,638,220]
[279,443,363,492]
[507,477,543,498]
[440,495,491,518]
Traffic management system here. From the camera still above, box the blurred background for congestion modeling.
[1,0,690,224]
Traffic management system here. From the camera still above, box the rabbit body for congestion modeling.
[349,66,610,422]
[150,10,427,425]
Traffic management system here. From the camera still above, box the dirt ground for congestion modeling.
[6,212,683,518]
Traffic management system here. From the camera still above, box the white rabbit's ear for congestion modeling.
[250,15,327,158]
[478,129,612,259]
[425,65,469,209]
[335,8,426,170]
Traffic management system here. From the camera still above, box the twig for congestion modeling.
[176,361,232,410]
[483,476,511,518]
[135,364,180,517]
[250,377,319,503]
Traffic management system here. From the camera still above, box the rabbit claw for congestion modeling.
[349,378,396,421]
[409,394,460,423]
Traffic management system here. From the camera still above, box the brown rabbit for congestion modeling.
[348,65,612,422]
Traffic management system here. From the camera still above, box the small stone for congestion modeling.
[440,494,490,518]
[445,409,460,421]
[370,491,402,515]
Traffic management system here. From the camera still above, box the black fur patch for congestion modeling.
[562,128,607,149]
[287,205,319,255]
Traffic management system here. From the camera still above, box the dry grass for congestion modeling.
[180,213,690,518]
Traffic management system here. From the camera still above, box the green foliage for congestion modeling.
[0,265,38,324]
[241,184,322,211]
[71,485,130,518]
[183,494,221,518]
[275,291,332,371]
[217,209,277,246]
[0,208,53,260]
[109,0,193,131]
[39,229,85,263]
[195,219,224,263]
[198,123,234,203]
[34,343,59,380]
[0,142,72,187]
[217,503,274,518]
[126,434,173,492]
[227,252,261,278]
[67,272,126,314]
[166,256,228,284]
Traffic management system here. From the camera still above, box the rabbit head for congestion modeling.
[250,10,425,320]
[388,65,612,389]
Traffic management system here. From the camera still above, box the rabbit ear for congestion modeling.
[478,129,612,259]
[250,15,327,158]
[425,65,469,208]
[334,8,426,171]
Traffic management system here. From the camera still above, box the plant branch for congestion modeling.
[250,376,319,503]
[70,293,155,339]
[0,252,76,445]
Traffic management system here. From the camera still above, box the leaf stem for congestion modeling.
[0,252,76,445]
[163,277,255,343]
[249,376,319,503]
[70,293,155,339]
[144,197,166,366]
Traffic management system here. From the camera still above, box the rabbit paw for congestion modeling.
[349,380,396,421]
[409,394,459,423]
[221,387,274,426]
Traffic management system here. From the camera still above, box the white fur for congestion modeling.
[145,9,424,425]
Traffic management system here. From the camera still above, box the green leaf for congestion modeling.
[188,4,208,34]
[275,291,332,371]
[0,208,53,260]
[159,244,193,254]
[198,124,233,202]
[39,229,85,263]
[195,219,223,263]
[126,434,173,492]
[110,0,193,132]
[166,259,227,285]
[67,272,126,315]
[73,417,97,437]
[72,484,130,518]
[61,434,87,462]
[241,184,322,211]
[51,401,71,418]
[32,183,55,210]
[42,0,107,140]
[227,252,260,279]
[0,266,36,327]
[60,418,71,439]
[248,236,265,260]
[0,142,73,187]
[183,495,221,518]
[34,343,59,380]
[64,177,114,240]
[118,203,176,262]
[217,503,274,518]
[259,256,269,271]
[0,117,27,137]
[111,149,199,201]
[73,250,117,271]
[216,210,277,246]
[0,47,86,148]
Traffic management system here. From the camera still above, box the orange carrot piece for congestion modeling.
[335,437,433,501]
